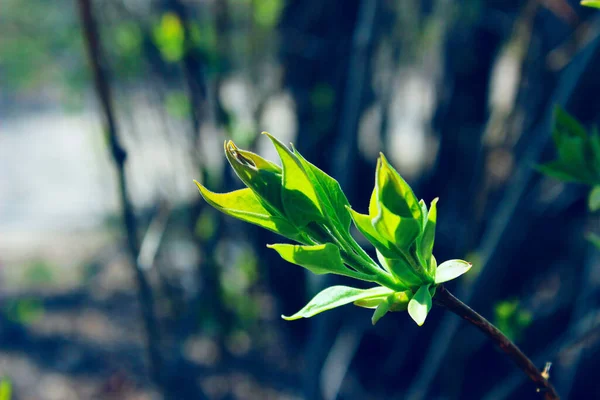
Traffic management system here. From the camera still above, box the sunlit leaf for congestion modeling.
[347,207,395,257]
[371,295,392,325]
[263,132,324,227]
[268,243,375,281]
[408,285,432,326]
[195,182,299,239]
[373,204,421,250]
[376,250,423,288]
[420,197,438,275]
[224,140,286,216]
[435,259,472,284]
[282,286,394,320]
[377,154,423,223]
[293,146,352,232]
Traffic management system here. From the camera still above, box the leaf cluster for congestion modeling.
[195,133,471,326]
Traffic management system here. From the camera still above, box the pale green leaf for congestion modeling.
[267,243,375,281]
[420,197,438,276]
[282,285,393,320]
[224,140,286,216]
[371,295,392,325]
[435,259,472,284]
[408,285,432,326]
[195,181,299,238]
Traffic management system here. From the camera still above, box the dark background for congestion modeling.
[1,0,600,399]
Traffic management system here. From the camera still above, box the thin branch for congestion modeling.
[434,285,559,400]
[76,0,163,389]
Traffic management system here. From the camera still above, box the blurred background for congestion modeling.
[2,0,600,399]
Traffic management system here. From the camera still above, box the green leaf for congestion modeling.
[589,186,600,211]
[282,285,394,320]
[268,243,375,281]
[373,203,421,250]
[418,199,428,232]
[408,285,432,326]
[377,153,423,223]
[292,146,352,232]
[194,181,299,239]
[263,132,324,227]
[376,250,422,288]
[582,1,600,8]
[354,290,410,310]
[224,140,286,216]
[420,197,438,275]
[347,207,398,258]
[435,259,472,284]
[371,295,393,325]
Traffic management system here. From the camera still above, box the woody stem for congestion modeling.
[434,285,559,400]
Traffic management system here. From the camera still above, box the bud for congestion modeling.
[348,153,434,286]
[224,140,286,217]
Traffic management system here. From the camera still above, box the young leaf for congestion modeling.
[589,186,600,211]
[267,243,375,281]
[373,203,421,250]
[376,250,422,288]
[195,182,299,238]
[263,132,324,227]
[292,146,352,232]
[420,197,438,275]
[377,154,423,223]
[371,295,393,325]
[408,285,432,326]
[435,259,472,284]
[282,285,394,320]
[224,141,286,215]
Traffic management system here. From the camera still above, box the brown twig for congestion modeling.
[434,285,559,400]
[76,0,163,390]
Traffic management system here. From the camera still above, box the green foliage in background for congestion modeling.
[494,299,532,341]
[538,106,600,212]
[195,133,471,326]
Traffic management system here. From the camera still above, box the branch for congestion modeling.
[434,286,559,400]
[76,0,163,390]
